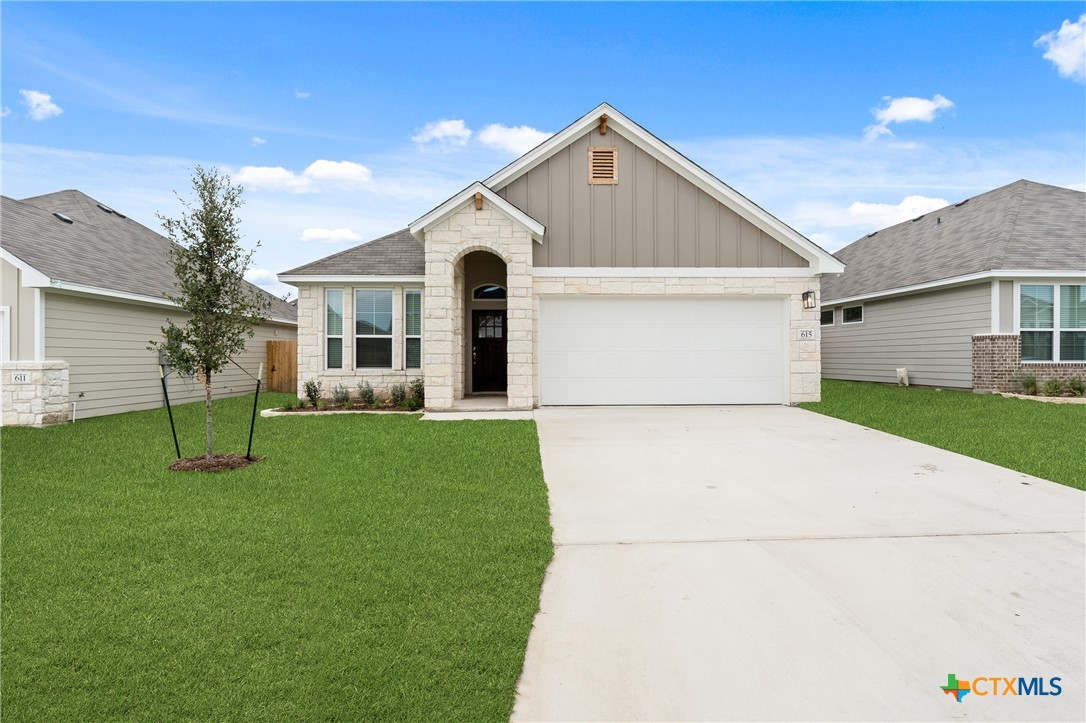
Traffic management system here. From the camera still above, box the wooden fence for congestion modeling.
[266,340,297,393]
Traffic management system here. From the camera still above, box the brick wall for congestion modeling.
[972,333,1086,392]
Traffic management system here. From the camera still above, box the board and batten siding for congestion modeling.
[44,292,295,418]
[821,283,991,389]
[494,128,808,270]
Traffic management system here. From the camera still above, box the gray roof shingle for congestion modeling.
[821,180,1086,302]
[280,228,423,276]
[1,190,296,322]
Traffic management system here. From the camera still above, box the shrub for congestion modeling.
[331,383,351,406]
[390,383,407,407]
[316,399,329,411]
[342,398,355,410]
[403,397,423,411]
[1017,373,1038,396]
[1068,376,1085,397]
[302,379,323,407]
[357,381,376,407]
[281,397,300,411]
[410,377,425,405]
[1041,377,1067,397]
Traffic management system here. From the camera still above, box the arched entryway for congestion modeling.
[461,250,508,396]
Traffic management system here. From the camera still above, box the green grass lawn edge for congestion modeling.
[1,393,554,721]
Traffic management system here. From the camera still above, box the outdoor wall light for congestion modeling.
[802,290,817,310]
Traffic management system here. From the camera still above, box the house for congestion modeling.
[1,190,297,426]
[279,104,843,409]
[820,179,1086,392]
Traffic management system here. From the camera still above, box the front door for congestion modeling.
[472,310,507,392]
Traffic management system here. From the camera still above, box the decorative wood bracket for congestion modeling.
[474,192,483,211]
[599,114,608,135]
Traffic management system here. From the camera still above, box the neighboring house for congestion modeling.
[821,180,1086,392]
[1,190,297,426]
[280,104,844,409]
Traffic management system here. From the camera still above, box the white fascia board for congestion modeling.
[533,267,818,278]
[278,274,426,284]
[822,269,1085,306]
[408,182,545,242]
[0,248,52,287]
[483,103,845,274]
[47,281,178,308]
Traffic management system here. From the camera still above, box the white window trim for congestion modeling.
[1017,281,1086,364]
[325,288,344,370]
[404,289,423,370]
[354,288,394,370]
[820,308,835,327]
[841,304,864,325]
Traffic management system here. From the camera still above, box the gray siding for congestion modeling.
[821,283,992,389]
[495,128,808,270]
[44,292,295,418]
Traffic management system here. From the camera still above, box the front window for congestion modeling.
[355,289,393,368]
[405,290,422,369]
[820,309,834,326]
[473,284,507,300]
[326,289,343,369]
[843,305,863,324]
[1020,283,1085,362]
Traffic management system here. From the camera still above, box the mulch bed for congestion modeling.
[169,454,264,472]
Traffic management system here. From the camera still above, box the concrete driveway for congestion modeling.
[512,406,1084,722]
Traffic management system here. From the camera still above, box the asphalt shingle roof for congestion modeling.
[821,179,1086,302]
[1,190,296,322]
[280,228,423,276]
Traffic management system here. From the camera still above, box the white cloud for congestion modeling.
[244,268,294,300]
[1,107,10,118]
[1036,15,1086,83]
[846,195,949,227]
[864,94,954,141]
[295,89,310,99]
[477,123,553,155]
[303,159,372,184]
[233,159,372,193]
[235,165,313,193]
[19,89,63,121]
[412,119,473,149]
[251,136,266,146]
[300,227,363,244]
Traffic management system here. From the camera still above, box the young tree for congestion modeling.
[152,166,269,460]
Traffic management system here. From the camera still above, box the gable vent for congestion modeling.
[588,146,617,185]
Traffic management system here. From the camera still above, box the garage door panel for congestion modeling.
[539,296,787,405]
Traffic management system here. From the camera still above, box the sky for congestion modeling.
[2,2,1084,299]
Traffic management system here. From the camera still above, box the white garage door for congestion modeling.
[539,296,787,405]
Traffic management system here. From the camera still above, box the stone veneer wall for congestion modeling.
[533,276,822,404]
[424,201,535,410]
[973,332,1086,392]
[1,361,70,426]
[294,284,423,399]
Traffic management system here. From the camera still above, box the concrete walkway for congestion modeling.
[512,406,1084,722]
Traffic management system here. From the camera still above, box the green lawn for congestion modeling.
[1,394,553,721]
[801,380,1086,490]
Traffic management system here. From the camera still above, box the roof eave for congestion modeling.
[822,268,1085,306]
[408,182,545,243]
